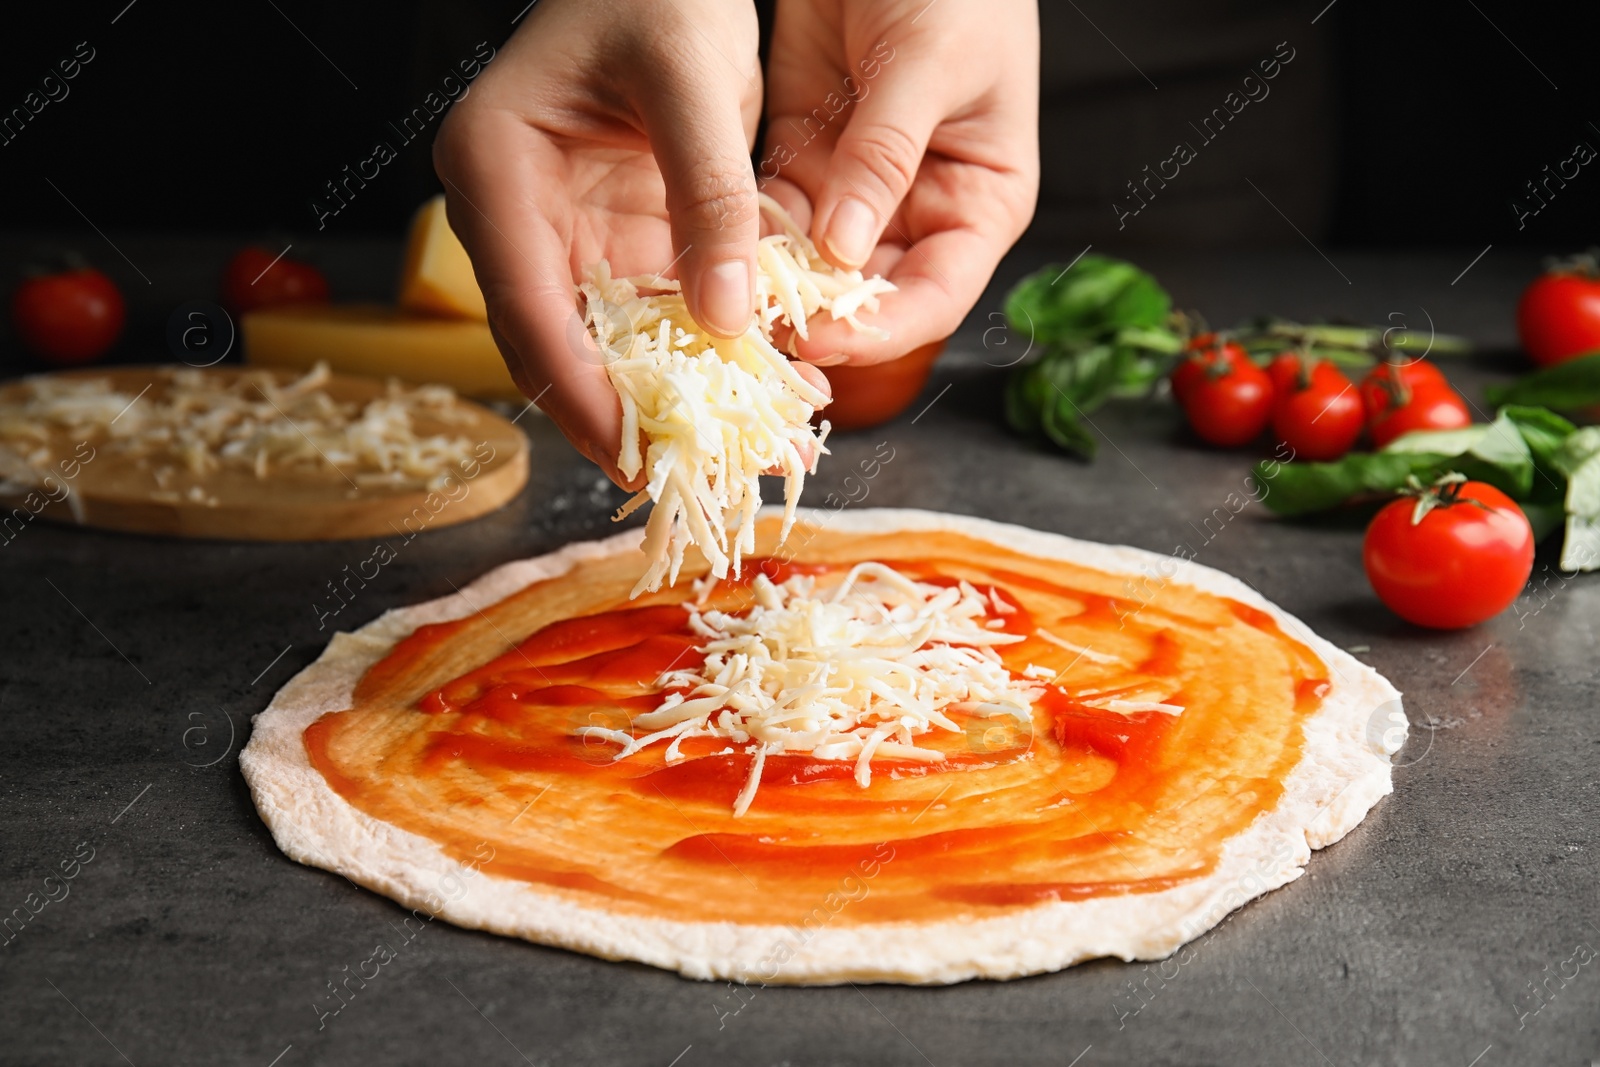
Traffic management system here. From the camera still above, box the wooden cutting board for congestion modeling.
[0,366,530,542]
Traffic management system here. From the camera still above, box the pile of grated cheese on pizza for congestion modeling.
[578,562,1046,816]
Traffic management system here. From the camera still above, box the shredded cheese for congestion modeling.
[0,363,477,494]
[581,194,896,598]
[579,562,1044,816]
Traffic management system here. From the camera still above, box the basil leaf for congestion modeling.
[1008,342,1150,459]
[1560,516,1600,573]
[1005,349,1094,457]
[1554,425,1600,477]
[1559,437,1600,571]
[1465,410,1535,497]
[1503,405,1577,505]
[1003,257,1171,347]
[1484,352,1600,409]
[1381,425,1487,457]
[1255,413,1537,516]
[1503,405,1578,469]
[1108,351,1165,399]
[1000,259,1179,458]
[1564,456,1600,518]
[1382,408,1534,497]
[1252,451,1458,516]
[1070,343,1121,412]
[1041,394,1098,458]
[1004,360,1049,436]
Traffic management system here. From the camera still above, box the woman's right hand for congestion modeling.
[761,0,1040,368]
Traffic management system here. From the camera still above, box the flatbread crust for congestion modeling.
[240,508,1403,985]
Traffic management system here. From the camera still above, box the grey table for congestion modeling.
[2,243,1596,1067]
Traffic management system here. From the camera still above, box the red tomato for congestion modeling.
[1369,384,1472,449]
[1171,356,1207,406]
[1363,479,1533,629]
[1360,359,1449,422]
[222,247,329,315]
[1173,337,1250,406]
[1267,353,1305,396]
[817,340,943,431]
[1271,363,1363,461]
[1517,267,1600,367]
[1267,353,1348,396]
[1181,355,1273,447]
[11,268,126,365]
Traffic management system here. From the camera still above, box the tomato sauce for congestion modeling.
[304,528,1328,926]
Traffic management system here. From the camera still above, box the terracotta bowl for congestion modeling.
[816,340,946,432]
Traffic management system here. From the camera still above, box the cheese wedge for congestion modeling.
[242,305,519,400]
[399,195,488,320]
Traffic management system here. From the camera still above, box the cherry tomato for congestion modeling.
[222,247,329,315]
[1363,478,1533,629]
[1268,353,1305,396]
[1173,336,1251,406]
[11,268,126,365]
[1171,357,1206,405]
[1267,353,1348,396]
[1359,359,1449,422]
[1369,384,1472,449]
[1517,263,1600,367]
[1271,361,1363,461]
[1181,354,1273,447]
[817,340,944,431]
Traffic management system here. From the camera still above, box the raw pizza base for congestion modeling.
[239,508,1404,985]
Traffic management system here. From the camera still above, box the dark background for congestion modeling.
[0,0,1594,250]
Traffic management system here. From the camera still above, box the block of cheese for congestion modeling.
[399,195,488,320]
[243,305,520,400]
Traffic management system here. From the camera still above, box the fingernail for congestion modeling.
[824,197,876,268]
[697,259,751,336]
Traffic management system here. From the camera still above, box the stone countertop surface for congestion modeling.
[0,241,1596,1067]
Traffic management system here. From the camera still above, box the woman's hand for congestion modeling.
[434,0,802,483]
[761,0,1040,366]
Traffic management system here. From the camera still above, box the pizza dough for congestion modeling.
[240,508,1403,984]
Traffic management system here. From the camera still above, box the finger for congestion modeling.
[766,361,832,474]
[434,111,636,488]
[757,176,813,235]
[631,54,761,339]
[809,67,945,271]
[792,360,832,405]
[792,223,1003,366]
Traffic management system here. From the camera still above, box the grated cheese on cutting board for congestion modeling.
[578,562,1045,816]
[0,363,478,496]
[581,194,896,598]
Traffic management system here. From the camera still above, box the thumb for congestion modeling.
[811,63,944,270]
[633,65,760,338]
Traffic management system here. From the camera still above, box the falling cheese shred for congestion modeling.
[581,194,896,598]
[577,562,1045,816]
